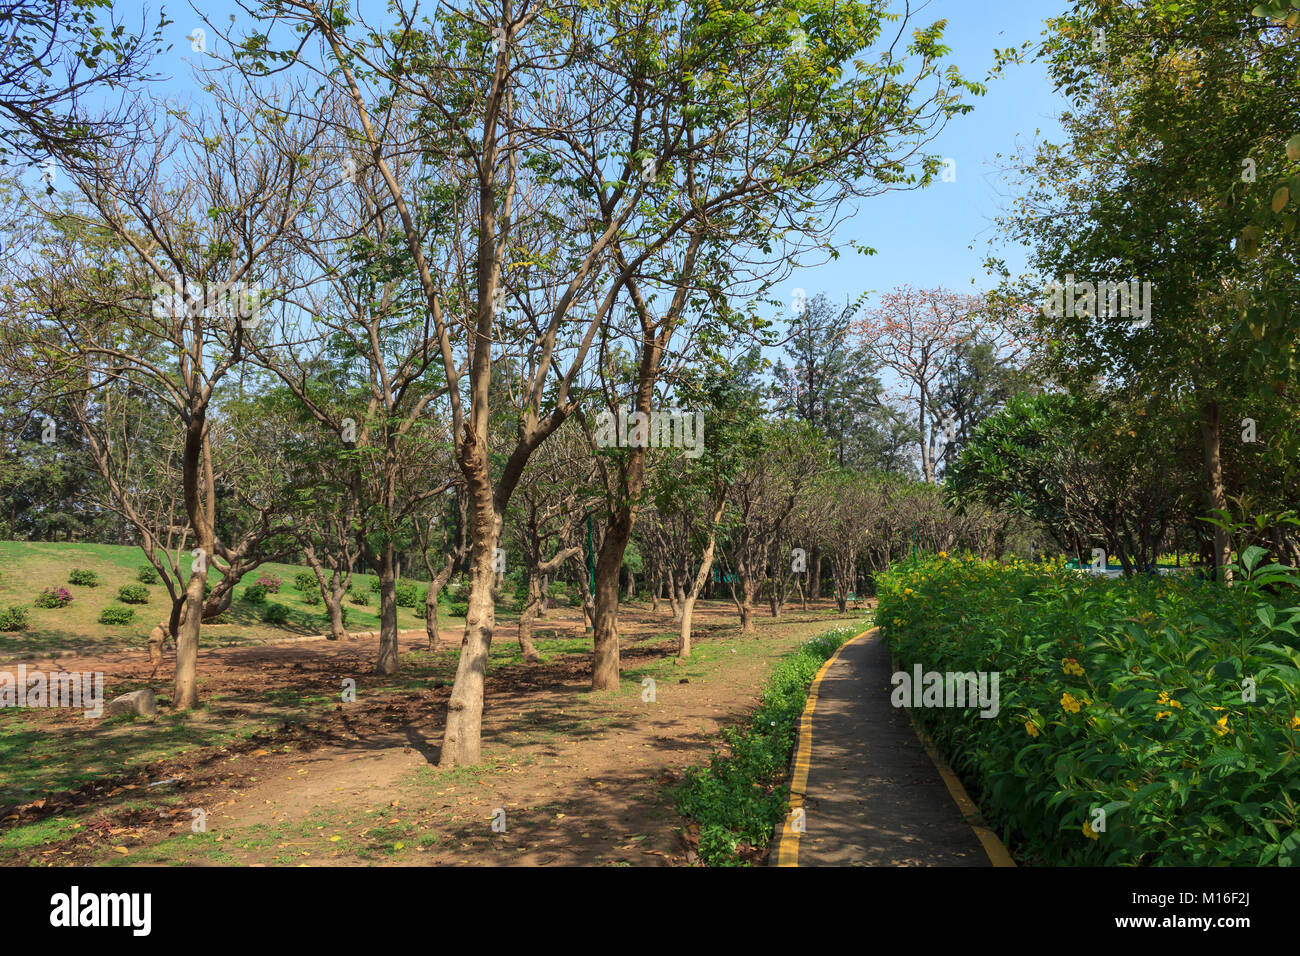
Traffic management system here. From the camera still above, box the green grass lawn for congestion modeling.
[0,541,464,657]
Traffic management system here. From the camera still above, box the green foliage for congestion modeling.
[300,589,321,606]
[293,571,317,592]
[97,606,135,626]
[0,605,30,631]
[444,600,468,618]
[243,584,269,605]
[116,584,149,604]
[67,568,98,587]
[34,587,72,608]
[262,604,290,625]
[348,588,370,606]
[879,554,1300,865]
[674,624,861,866]
[136,564,159,584]
[394,581,421,608]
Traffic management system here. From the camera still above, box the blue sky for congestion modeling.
[789,0,1069,311]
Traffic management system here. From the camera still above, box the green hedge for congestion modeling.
[674,623,863,866]
[879,553,1300,866]
[117,584,150,604]
[98,605,135,626]
[68,568,99,587]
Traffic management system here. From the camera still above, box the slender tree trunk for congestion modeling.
[424,557,455,648]
[678,503,724,658]
[172,569,205,709]
[375,543,399,674]
[808,546,822,602]
[1199,396,1232,580]
[591,511,630,691]
[440,532,499,768]
[517,575,543,663]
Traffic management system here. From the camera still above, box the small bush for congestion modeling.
[68,569,99,587]
[368,577,381,593]
[117,584,150,604]
[300,589,321,606]
[0,605,30,631]
[137,564,160,584]
[256,573,281,593]
[394,581,421,608]
[294,571,317,592]
[262,604,290,625]
[35,587,73,609]
[348,589,371,606]
[98,605,135,626]
[243,583,269,604]
[445,600,469,618]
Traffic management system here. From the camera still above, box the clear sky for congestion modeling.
[788,0,1069,312]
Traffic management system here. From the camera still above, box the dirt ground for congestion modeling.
[0,600,859,866]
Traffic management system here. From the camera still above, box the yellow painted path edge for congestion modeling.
[902,703,1017,867]
[773,626,1016,868]
[774,626,875,867]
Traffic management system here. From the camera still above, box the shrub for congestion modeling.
[878,552,1300,866]
[117,584,150,604]
[262,604,290,625]
[674,624,859,866]
[35,587,73,609]
[68,569,99,587]
[98,605,135,626]
[255,573,281,593]
[348,589,370,606]
[368,577,381,593]
[445,600,469,618]
[137,564,160,584]
[394,581,421,608]
[300,589,321,606]
[0,605,30,631]
[294,571,317,592]
[243,583,269,605]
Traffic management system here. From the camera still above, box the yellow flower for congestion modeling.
[1061,692,1088,714]
[1024,720,1040,738]
[1156,691,1182,709]
[938,551,947,558]
[893,618,902,625]
[1291,715,1300,731]
[1155,711,1171,721]
[1061,657,1084,677]
[903,588,913,595]
[1082,820,1100,840]
[1214,715,1230,736]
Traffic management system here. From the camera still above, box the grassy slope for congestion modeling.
[0,541,455,656]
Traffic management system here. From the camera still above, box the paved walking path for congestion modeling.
[773,628,1009,867]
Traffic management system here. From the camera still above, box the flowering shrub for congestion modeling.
[35,587,73,609]
[878,552,1300,865]
[255,573,281,593]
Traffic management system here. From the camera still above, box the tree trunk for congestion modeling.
[591,514,629,692]
[172,569,205,709]
[678,508,724,658]
[808,546,822,602]
[517,575,542,663]
[375,543,399,674]
[424,557,455,648]
[1198,396,1232,580]
[439,535,498,769]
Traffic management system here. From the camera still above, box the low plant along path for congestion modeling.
[774,626,995,867]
